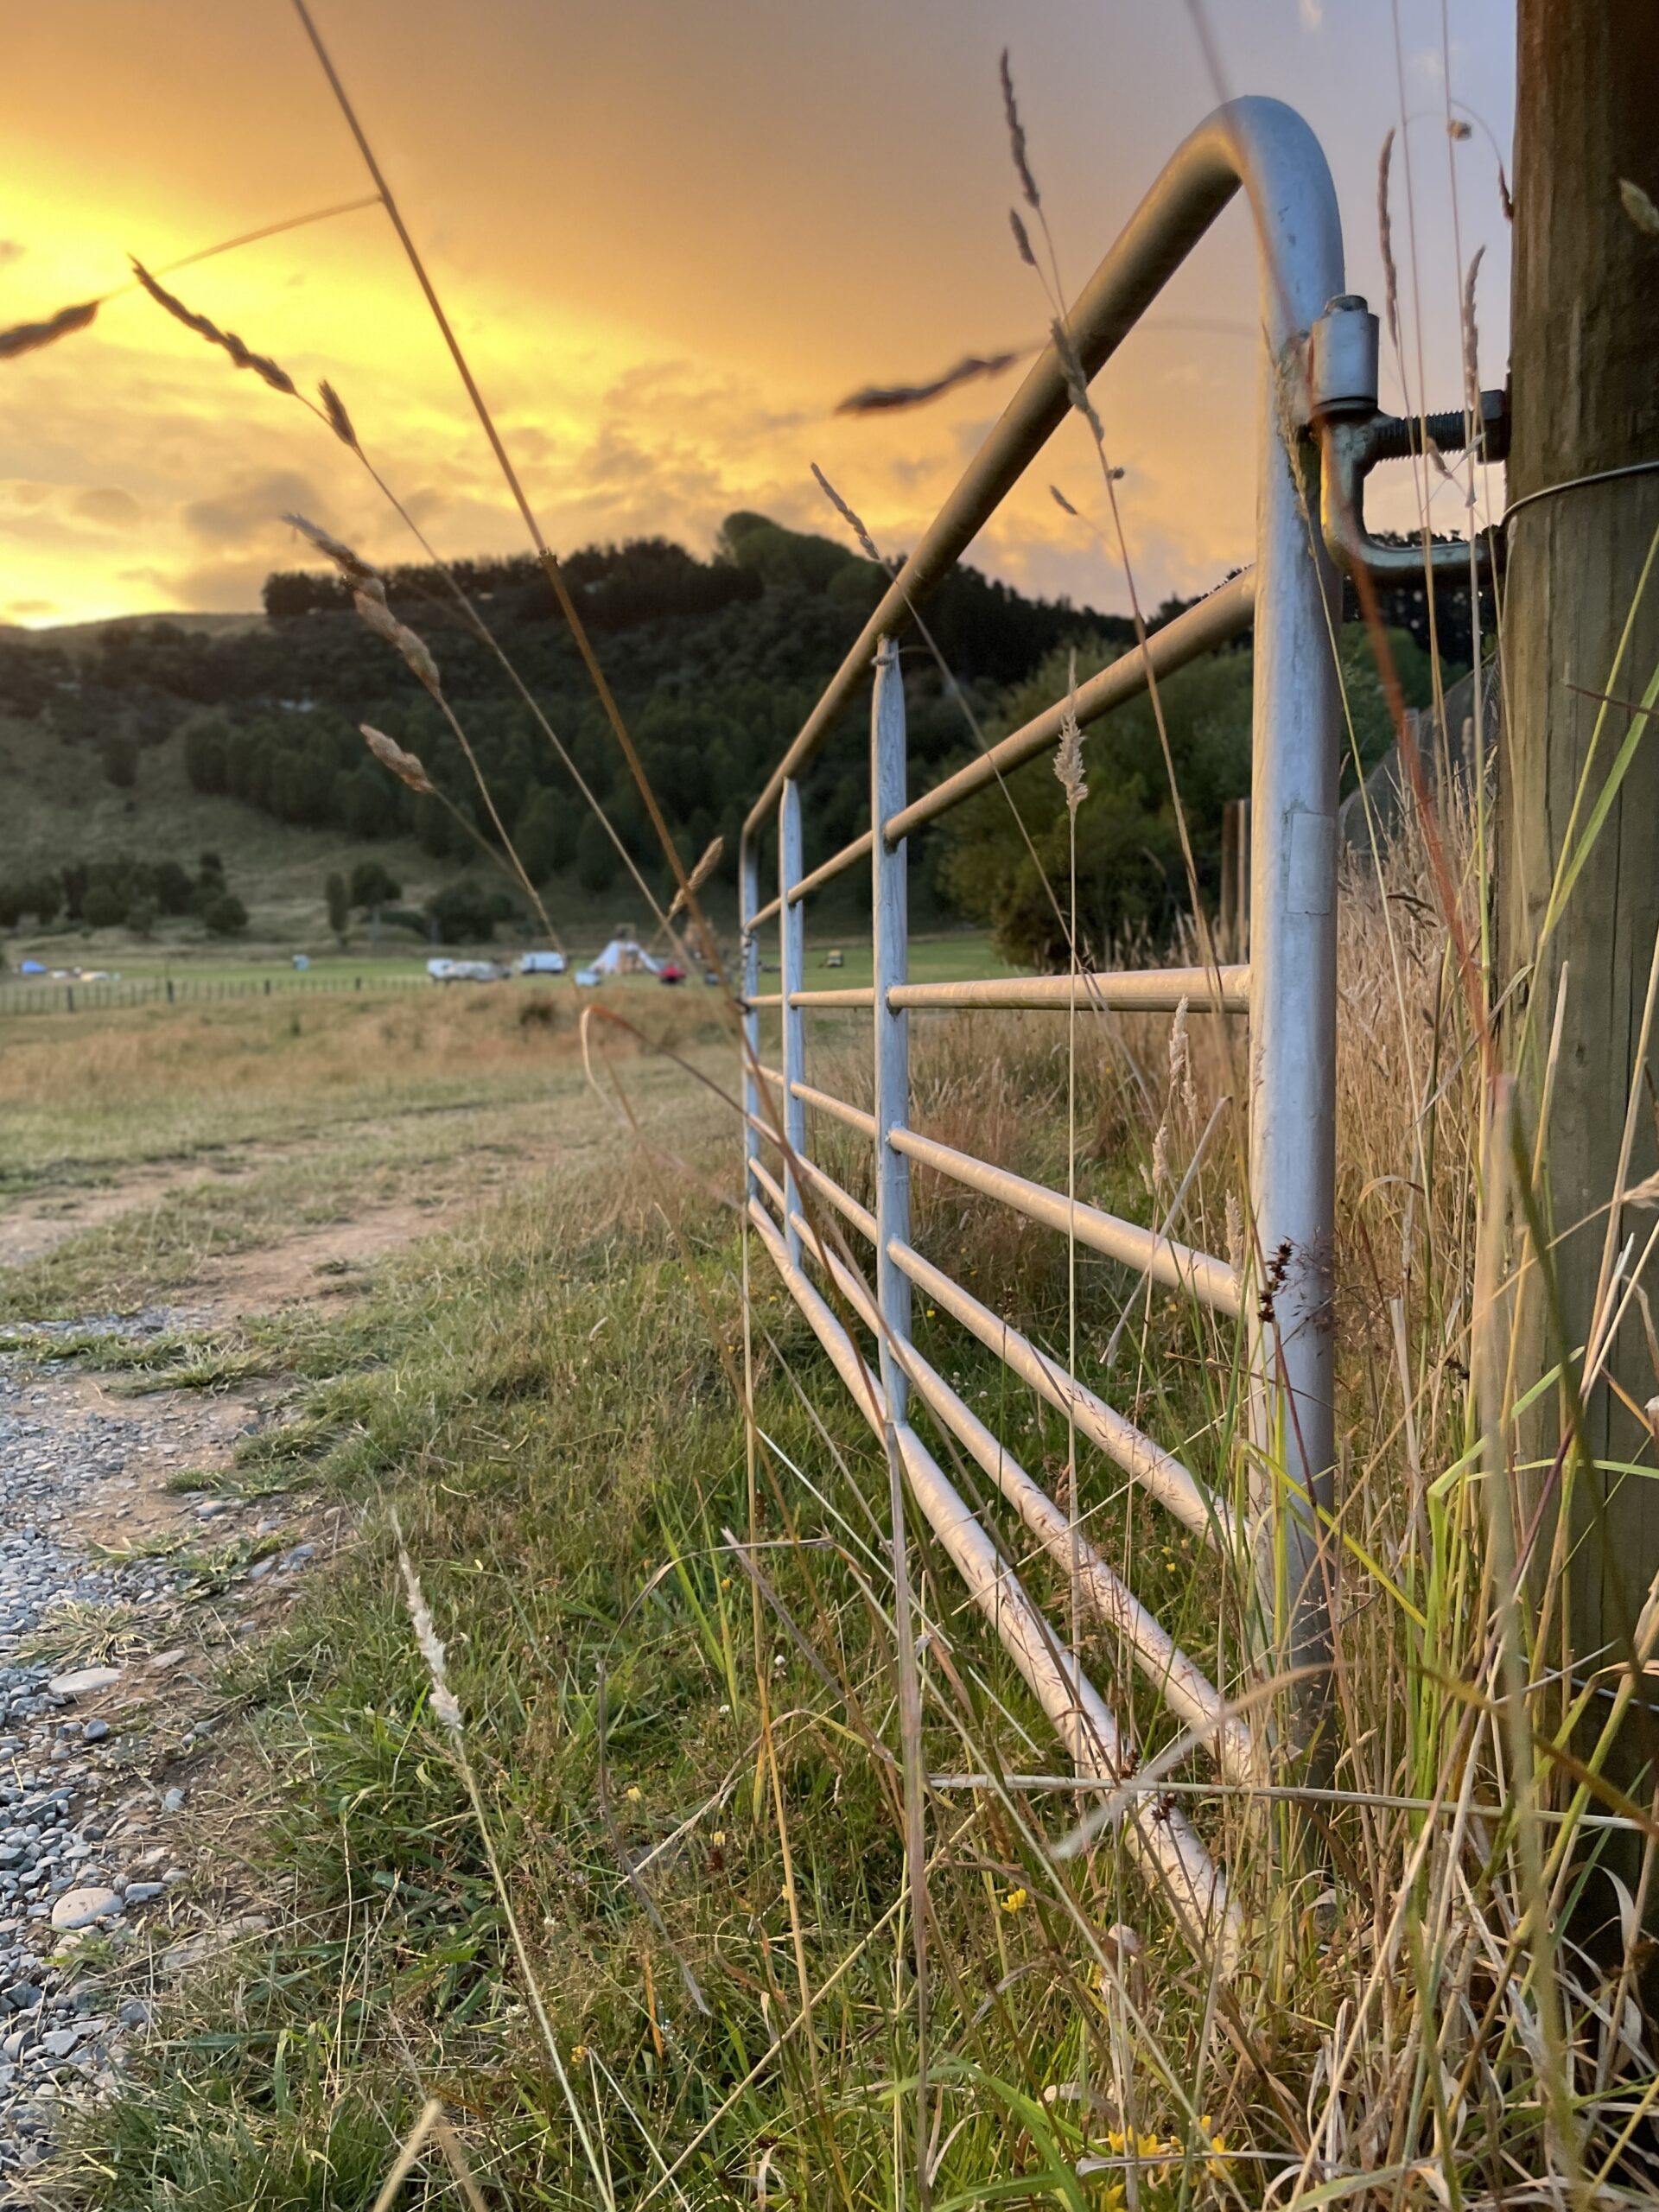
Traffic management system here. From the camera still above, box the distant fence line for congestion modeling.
[0,971,434,1017]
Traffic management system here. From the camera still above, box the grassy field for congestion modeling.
[0,963,1250,2207]
[2,818,1649,2209]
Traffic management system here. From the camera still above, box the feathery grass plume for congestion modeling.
[835,349,1024,416]
[1224,1188,1243,1278]
[809,462,882,567]
[318,378,359,448]
[0,301,99,360]
[397,1537,463,1740]
[283,510,382,594]
[1049,318,1106,446]
[1168,996,1195,1120]
[999,48,1041,210]
[353,585,442,697]
[283,511,442,696]
[1376,129,1402,359]
[1009,208,1039,269]
[388,1513,609,2199]
[289,512,550,933]
[668,836,724,922]
[360,724,434,795]
[130,259,296,394]
[3,200,380,373]
[1620,178,1659,238]
[1053,651,1087,813]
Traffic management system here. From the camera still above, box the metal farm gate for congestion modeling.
[735,98,1485,1955]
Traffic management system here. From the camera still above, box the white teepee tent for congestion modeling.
[575,927,662,986]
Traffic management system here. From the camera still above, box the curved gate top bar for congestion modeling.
[742,95,1341,839]
[737,97,1345,1963]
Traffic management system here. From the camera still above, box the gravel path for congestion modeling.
[0,1316,315,2190]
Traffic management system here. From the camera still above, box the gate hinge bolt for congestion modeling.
[1308,294,1380,424]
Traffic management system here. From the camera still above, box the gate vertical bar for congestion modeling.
[871,639,912,1415]
[1247,283,1342,1730]
[779,781,807,1266]
[740,833,760,1198]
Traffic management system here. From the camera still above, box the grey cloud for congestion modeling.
[181,469,324,549]
[72,486,143,528]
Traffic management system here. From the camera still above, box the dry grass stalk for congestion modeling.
[1461,244,1486,419]
[352,585,442,696]
[130,258,296,393]
[1,199,379,372]
[999,47,1042,211]
[283,511,380,593]
[1376,128,1403,359]
[283,512,442,697]
[0,300,99,359]
[809,463,882,568]
[359,723,434,795]
[318,377,359,448]
[668,836,724,922]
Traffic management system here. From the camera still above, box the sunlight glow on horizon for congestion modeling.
[1,0,1515,632]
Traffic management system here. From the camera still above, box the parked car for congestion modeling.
[427,957,510,983]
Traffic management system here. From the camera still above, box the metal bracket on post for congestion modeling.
[779,781,807,1268]
[871,639,912,1418]
[1308,292,1509,583]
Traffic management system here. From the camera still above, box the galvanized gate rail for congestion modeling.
[737,98,1347,1957]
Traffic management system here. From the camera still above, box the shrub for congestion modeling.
[200,891,249,937]
[349,860,402,912]
[101,733,138,788]
[424,880,499,944]
[81,882,128,929]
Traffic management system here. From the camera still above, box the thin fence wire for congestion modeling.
[0,969,435,1017]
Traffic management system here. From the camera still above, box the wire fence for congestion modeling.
[0,970,433,1017]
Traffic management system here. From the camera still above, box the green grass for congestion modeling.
[16,978,1250,2209]
[790,931,1014,992]
[0,979,734,1202]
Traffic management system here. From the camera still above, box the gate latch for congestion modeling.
[1306,293,1508,582]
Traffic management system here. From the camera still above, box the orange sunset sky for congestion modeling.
[1,0,1514,630]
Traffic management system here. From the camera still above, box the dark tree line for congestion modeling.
[0,851,246,937]
[0,510,1478,940]
[0,516,1125,903]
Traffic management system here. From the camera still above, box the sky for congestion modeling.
[0,0,1516,629]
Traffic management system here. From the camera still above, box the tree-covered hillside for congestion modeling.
[0,510,1471,960]
[0,514,1133,912]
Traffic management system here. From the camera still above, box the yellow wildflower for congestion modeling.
[570,2044,588,2064]
[624,1784,642,1802]
[1199,2115,1232,2180]
[1001,1886,1028,1914]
